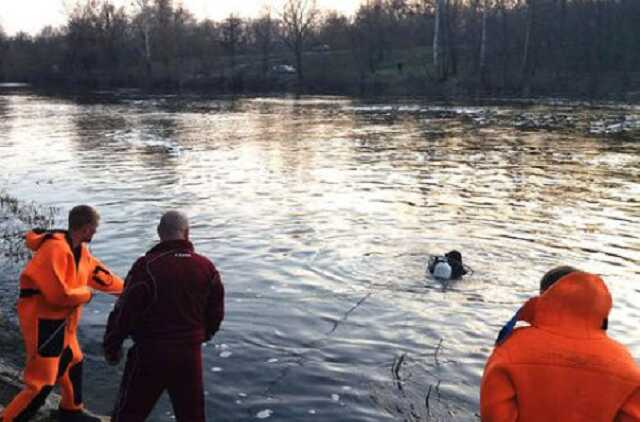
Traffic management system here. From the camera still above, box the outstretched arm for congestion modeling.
[103,259,149,363]
[88,255,124,295]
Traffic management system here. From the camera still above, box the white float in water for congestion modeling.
[256,409,273,419]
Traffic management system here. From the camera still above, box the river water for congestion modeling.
[1,88,639,421]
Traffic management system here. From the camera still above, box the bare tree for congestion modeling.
[153,0,176,70]
[433,0,446,80]
[0,24,5,81]
[65,1,101,77]
[197,19,220,78]
[174,4,196,84]
[317,11,350,51]
[351,0,391,89]
[2,0,640,97]
[446,0,461,76]
[253,7,277,80]
[133,0,153,80]
[96,2,129,77]
[479,0,490,86]
[520,0,536,95]
[221,14,243,77]
[280,0,319,84]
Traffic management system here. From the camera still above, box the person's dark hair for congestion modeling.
[539,265,578,293]
[68,205,100,230]
[445,250,462,263]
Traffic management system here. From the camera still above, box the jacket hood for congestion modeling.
[519,271,611,337]
[25,229,68,251]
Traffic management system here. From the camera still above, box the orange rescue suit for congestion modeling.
[2,230,123,422]
[480,271,640,421]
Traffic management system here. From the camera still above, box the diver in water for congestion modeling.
[427,250,468,280]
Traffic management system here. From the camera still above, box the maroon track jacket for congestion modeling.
[104,239,224,357]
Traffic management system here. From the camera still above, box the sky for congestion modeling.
[0,0,362,36]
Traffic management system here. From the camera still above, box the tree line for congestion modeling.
[0,0,638,99]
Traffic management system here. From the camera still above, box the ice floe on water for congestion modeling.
[514,112,576,131]
[256,409,273,419]
[589,115,640,135]
[219,351,232,358]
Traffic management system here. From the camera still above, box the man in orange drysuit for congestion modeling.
[2,205,124,422]
[480,268,640,421]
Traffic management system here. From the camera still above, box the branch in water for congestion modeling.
[434,338,444,366]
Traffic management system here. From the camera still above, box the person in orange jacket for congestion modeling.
[2,205,124,422]
[480,267,640,421]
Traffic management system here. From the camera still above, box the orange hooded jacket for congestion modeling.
[17,229,124,356]
[480,272,640,422]
[19,230,123,315]
[2,230,124,421]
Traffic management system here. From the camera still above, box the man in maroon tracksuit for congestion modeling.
[103,211,224,422]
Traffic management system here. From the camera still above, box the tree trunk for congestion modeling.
[261,48,269,81]
[445,0,456,77]
[143,24,153,81]
[558,0,568,91]
[230,45,236,77]
[479,0,489,88]
[500,0,508,91]
[433,0,445,79]
[295,37,304,84]
[520,0,535,95]
[589,0,604,97]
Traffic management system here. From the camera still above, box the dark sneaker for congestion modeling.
[58,408,103,422]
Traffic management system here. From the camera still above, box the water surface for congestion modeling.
[1,89,639,421]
